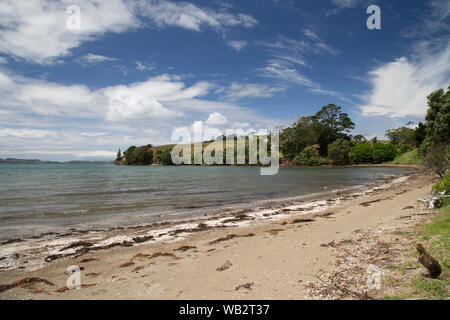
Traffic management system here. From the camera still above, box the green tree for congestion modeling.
[294,145,322,166]
[386,125,416,151]
[352,134,367,144]
[154,149,173,165]
[116,148,122,161]
[424,86,450,146]
[414,122,427,147]
[372,143,398,164]
[351,143,373,164]
[328,139,352,165]
[312,104,355,155]
[280,116,319,160]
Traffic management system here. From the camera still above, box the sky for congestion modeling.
[0,0,449,161]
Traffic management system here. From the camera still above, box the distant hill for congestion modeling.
[0,158,113,164]
[0,158,59,164]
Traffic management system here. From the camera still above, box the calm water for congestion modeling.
[0,163,416,240]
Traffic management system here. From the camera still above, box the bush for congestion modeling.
[423,144,449,178]
[372,143,398,163]
[390,149,422,165]
[432,172,450,195]
[351,143,373,164]
[153,149,173,165]
[328,139,352,165]
[294,146,322,166]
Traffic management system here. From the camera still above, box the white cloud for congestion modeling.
[359,44,450,119]
[0,69,284,160]
[0,0,257,65]
[206,112,229,126]
[134,0,257,32]
[0,0,138,64]
[226,40,247,52]
[225,82,285,100]
[76,53,118,65]
[0,56,7,64]
[135,61,156,71]
[331,0,359,8]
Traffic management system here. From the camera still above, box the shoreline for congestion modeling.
[0,171,436,299]
[0,169,418,272]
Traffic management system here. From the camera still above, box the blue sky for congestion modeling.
[0,0,449,160]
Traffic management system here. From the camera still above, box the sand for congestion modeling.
[0,172,437,300]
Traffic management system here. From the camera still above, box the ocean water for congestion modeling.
[0,163,416,240]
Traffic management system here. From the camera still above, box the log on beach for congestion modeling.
[416,244,442,278]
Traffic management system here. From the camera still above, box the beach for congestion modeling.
[0,170,437,300]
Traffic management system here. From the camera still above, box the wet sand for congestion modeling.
[0,172,436,299]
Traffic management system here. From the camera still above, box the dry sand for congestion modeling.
[0,172,437,300]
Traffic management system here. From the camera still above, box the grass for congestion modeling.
[386,198,449,300]
[388,149,422,165]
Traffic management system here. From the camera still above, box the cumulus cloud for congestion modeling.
[0,70,282,160]
[359,44,450,119]
[0,0,138,64]
[206,112,228,126]
[0,0,257,65]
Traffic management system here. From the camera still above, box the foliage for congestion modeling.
[294,145,322,166]
[123,145,153,165]
[280,116,319,160]
[386,125,416,150]
[432,172,450,195]
[389,149,422,165]
[424,87,450,147]
[372,143,398,164]
[313,104,355,155]
[422,144,449,178]
[116,148,122,161]
[153,149,173,165]
[352,134,367,144]
[327,139,352,165]
[414,122,427,147]
[351,143,373,164]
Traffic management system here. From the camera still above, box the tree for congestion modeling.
[351,143,373,164]
[294,145,322,166]
[328,139,352,165]
[424,86,450,146]
[154,149,173,165]
[372,143,398,163]
[280,116,319,160]
[423,144,449,178]
[312,104,355,155]
[352,134,367,144]
[123,145,153,165]
[385,126,416,150]
[414,122,427,147]
[116,148,122,161]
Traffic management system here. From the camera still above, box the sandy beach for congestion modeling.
[0,171,438,299]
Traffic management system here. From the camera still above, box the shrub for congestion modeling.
[372,143,398,163]
[423,144,449,178]
[432,172,450,195]
[328,139,352,165]
[351,143,373,164]
[153,149,173,165]
[390,149,422,165]
[294,146,322,166]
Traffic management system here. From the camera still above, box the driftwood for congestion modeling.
[416,244,442,278]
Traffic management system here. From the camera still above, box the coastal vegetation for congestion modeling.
[117,87,449,172]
